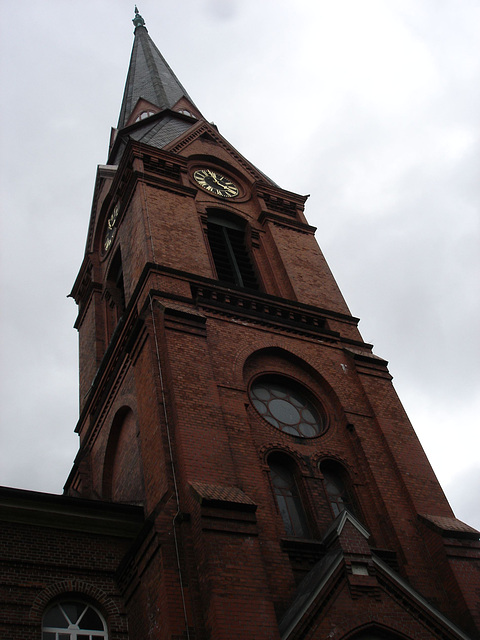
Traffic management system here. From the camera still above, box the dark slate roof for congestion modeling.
[109,114,196,165]
[117,24,197,129]
[128,115,194,149]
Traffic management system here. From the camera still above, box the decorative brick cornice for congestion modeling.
[259,210,316,234]
[191,282,339,341]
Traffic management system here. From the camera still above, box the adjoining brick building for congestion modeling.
[1,8,479,640]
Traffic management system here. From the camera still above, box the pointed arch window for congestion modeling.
[269,455,309,538]
[320,460,358,518]
[42,601,107,640]
[207,213,259,289]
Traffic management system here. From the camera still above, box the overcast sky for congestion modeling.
[0,1,479,529]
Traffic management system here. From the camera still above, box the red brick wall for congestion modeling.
[65,134,480,639]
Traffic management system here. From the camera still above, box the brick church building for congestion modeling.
[1,9,479,640]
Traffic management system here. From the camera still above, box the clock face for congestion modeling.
[193,169,239,198]
[103,203,120,253]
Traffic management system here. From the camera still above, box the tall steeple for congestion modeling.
[117,7,198,129]
[63,11,480,640]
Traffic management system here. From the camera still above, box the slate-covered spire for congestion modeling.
[117,8,197,129]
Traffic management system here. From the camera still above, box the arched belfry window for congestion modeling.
[206,213,259,289]
[268,455,309,538]
[320,460,358,518]
[42,601,107,640]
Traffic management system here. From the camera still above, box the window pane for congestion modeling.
[269,398,300,425]
[44,605,68,627]
[299,423,317,437]
[80,607,104,630]
[59,634,70,640]
[43,633,56,640]
[271,463,292,490]
[62,602,85,624]
[276,495,294,536]
[270,460,309,537]
[287,495,308,537]
[321,462,358,519]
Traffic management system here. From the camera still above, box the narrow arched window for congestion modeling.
[207,213,258,289]
[42,601,107,640]
[269,456,309,537]
[320,460,358,518]
[106,249,125,313]
[105,248,126,342]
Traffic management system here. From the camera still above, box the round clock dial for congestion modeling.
[103,203,120,253]
[193,169,239,198]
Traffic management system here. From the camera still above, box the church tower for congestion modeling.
[66,9,480,640]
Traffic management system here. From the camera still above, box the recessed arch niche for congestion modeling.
[102,407,145,505]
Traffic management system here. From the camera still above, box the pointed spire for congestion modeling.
[117,8,198,129]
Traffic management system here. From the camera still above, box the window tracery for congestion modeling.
[250,376,325,438]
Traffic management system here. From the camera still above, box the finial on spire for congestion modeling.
[133,6,146,28]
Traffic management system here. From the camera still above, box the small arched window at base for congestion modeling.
[42,601,107,640]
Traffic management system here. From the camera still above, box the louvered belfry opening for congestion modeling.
[207,213,259,290]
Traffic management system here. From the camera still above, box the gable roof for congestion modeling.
[279,510,472,640]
